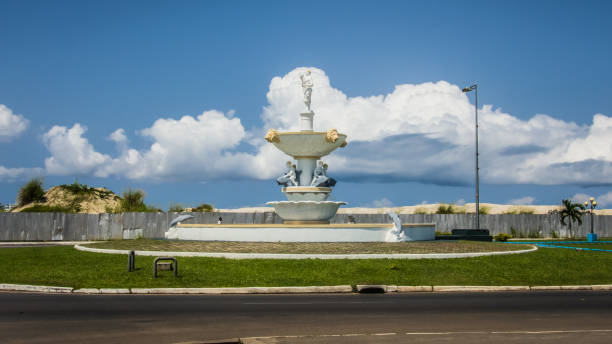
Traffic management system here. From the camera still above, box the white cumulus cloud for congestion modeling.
[508,196,536,205]
[0,104,29,142]
[42,123,111,175]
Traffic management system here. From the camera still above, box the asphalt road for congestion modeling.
[0,291,611,343]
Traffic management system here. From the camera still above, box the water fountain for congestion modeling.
[165,70,435,242]
[264,70,347,224]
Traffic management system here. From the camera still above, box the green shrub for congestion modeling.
[436,204,455,214]
[435,231,451,236]
[551,230,559,239]
[20,205,73,213]
[527,228,543,238]
[115,189,159,212]
[494,233,512,242]
[17,178,46,206]
[503,206,535,215]
[435,203,466,214]
[118,189,146,212]
[510,226,519,238]
[192,203,214,212]
[413,207,430,214]
[59,180,115,199]
[168,203,185,212]
[479,205,490,214]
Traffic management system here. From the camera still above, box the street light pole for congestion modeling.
[584,197,597,241]
[462,84,479,230]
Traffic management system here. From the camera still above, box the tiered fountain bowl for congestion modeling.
[265,112,348,224]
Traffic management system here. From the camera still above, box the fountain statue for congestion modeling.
[265,70,347,224]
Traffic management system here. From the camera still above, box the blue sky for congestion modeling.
[1,0,611,209]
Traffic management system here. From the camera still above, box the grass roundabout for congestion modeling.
[1,240,611,289]
[82,239,531,254]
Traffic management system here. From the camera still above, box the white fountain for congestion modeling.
[265,70,347,224]
[165,70,435,242]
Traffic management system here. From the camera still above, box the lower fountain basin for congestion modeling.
[282,186,331,201]
[266,201,347,223]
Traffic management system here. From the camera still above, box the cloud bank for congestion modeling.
[5,67,612,187]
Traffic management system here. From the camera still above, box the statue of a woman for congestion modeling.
[300,70,313,112]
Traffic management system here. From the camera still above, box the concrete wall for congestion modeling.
[0,211,610,241]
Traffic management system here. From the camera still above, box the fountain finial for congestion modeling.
[300,70,314,112]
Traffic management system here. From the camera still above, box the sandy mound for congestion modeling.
[219,202,611,215]
[13,185,121,214]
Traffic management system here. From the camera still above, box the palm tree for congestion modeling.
[559,199,585,238]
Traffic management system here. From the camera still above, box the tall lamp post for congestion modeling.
[462,84,480,230]
[584,197,597,242]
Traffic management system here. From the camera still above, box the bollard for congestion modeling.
[127,250,135,272]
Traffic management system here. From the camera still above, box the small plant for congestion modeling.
[413,207,430,214]
[192,203,214,212]
[494,233,512,242]
[504,206,536,215]
[510,226,518,238]
[479,205,490,215]
[168,203,185,212]
[20,205,74,213]
[17,178,46,207]
[59,181,115,199]
[115,189,159,212]
[435,231,451,236]
[527,228,543,238]
[551,230,559,239]
[436,204,455,214]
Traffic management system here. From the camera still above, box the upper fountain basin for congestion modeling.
[271,131,347,158]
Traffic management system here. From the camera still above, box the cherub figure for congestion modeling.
[311,161,336,187]
[276,161,298,187]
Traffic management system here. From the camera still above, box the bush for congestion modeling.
[436,204,455,214]
[168,203,185,212]
[494,233,512,242]
[435,204,465,214]
[503,206,535,215]
[17,178,46,206]
[413,207,430,214]
[20,205,73,213]
[59,180,115,199]
[192,203,214,212]
[115,189,160,213]
[479,205,490,214]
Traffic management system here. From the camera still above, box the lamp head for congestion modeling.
[589,197,595,202]
[593,201,597,207]
[584,201,589,207]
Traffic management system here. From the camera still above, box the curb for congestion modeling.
[2,283,611,295]
[74,244,538,260]
[0,283,73,293]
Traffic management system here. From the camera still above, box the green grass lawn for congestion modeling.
[1,245,611,288]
